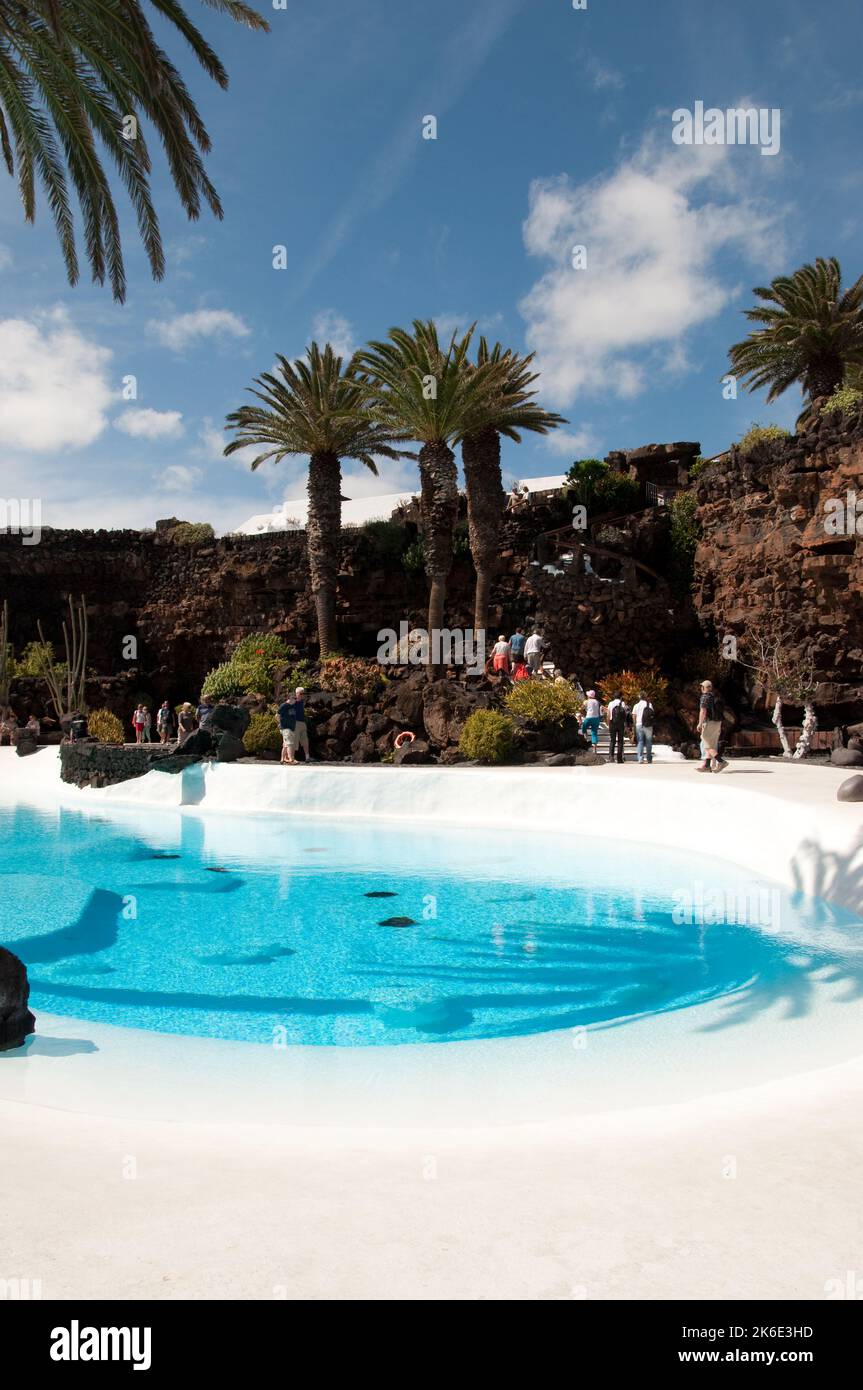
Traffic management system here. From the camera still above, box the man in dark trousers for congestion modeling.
[607,693,629,764]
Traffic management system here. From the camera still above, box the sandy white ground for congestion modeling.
[3,1056,862,1300]
[1,749,863,1299]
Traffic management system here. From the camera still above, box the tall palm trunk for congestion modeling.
[806,355,844,401]
[306,450,342,658]
[418,440,459,674]
[462,425,505,643]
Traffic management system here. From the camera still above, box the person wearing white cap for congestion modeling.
[582,690,602,747]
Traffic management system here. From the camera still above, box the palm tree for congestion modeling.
[356,321,508,663]
[0,0,268,302]
[728,258,863,408]
[224,344,412,658]
[462,341,565,636]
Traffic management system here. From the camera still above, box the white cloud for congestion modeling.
[158,464,203,493]
[197,416,262,473]
[519,132,788,407]
[433,311,505,344]
[115,407,184,441]
[340,456,418,500]
[310,309,356,358]
[0,308,112,450]
[147,309,251,352]
[543,427,598,458]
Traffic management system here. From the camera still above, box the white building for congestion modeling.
[232,475,567,536]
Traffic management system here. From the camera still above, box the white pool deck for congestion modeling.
[1,746,863,1299]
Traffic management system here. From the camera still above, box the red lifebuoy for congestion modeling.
[394,731,415,749]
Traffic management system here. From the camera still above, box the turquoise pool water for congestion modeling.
[2,801,862,1047]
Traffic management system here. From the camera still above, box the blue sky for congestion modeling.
[1,0,862,532]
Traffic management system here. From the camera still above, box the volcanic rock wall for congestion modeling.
[694,413,863,719]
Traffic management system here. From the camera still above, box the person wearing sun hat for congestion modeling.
[581,689,602,747]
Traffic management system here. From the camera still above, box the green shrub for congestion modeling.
[453,520,471,560]
[505,681,583,725]
[678,646,732,685]
[402,539,425,572]
[201,661,245,700]
[170,522,214,545]
[668,490,700,594]
[87,708,125,744]
[355,518,410,568]
[597,667,668,708]
[11,640,59,678]
[738,424,790,454]
[565,458,607,509]
[565,459,641,518]
[458,709,516,764]
[820,386,863,416]
[689,456,708,480]
[243,710,282,756]
[232,632,292,696]
[319,656,384,700]
[592,471,641,515]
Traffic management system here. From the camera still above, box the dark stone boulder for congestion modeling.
[151,753,203,775]
[394,738,433,765]
[322,710,357,742]
[573,750,606,766]
[350,732,377,763]
[386,678,425,728]
[543,752,575,767]
[215,733,246,763]
[439,746,465,766]
[830,748,863,768]
[0,947,36,1051]
[837,774,863,802]
[365,712,392,740]
[422,680,486,747]
[179,727,214,756]
[208,704,250,739]
[14,732,38,757]
[514,716,585,755]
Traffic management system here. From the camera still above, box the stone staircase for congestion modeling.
[590,722,683,764]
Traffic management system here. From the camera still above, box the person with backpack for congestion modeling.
[606,692,629,763]
[696,680,728,773]
[632,692,655,764]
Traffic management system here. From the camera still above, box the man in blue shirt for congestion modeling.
[509,627,526,663]
[277,686,311,764]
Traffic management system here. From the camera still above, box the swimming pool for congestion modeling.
[3,798,862,1048]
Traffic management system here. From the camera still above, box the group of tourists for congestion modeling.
[132,696,213,745]
[0,707,40,745]
[580,690,658,764]
[489,628,552,681]
[129,687,312,767]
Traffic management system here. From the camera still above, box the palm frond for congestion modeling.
[0,0,268,299]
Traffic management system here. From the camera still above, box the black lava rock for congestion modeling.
[0,947,36,1051]
[837,774,863,802]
